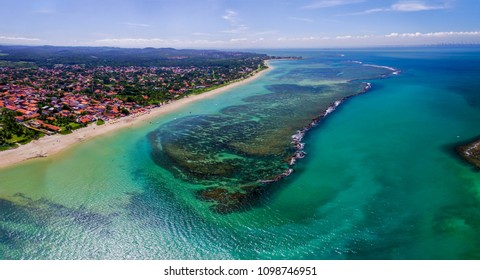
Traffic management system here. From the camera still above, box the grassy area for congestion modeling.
[58,122,85,134]
[0,143,17,151]
[69,122,84,130]
[1,131,42,149]
[7,134,28,144]
[96,119,105,125]
[0,60,37,68]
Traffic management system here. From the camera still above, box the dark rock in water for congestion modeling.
[457,139,480,169]
[197,185,264,214]
[198,188,234,204]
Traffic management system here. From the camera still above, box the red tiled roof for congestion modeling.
[37,120,61,131]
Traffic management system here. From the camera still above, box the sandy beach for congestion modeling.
[0,63,271,169]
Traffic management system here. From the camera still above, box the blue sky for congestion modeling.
[1,0,479,48]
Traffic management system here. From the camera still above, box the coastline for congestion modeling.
[0,62,272,170]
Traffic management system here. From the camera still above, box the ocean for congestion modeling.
[1,47,480,259]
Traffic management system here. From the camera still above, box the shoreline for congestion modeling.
[0,62,272,170]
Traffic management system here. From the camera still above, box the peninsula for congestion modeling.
[0,46,274,168]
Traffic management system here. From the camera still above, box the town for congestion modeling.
[0,46,269,149]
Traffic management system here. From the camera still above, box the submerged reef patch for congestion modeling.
[149,61,396,213]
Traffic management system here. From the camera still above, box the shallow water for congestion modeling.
[1,47,480,259]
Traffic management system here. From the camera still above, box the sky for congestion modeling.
[1,0,480,49]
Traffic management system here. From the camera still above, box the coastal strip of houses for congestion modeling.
[0,61,263,134]
[0,65,195,133]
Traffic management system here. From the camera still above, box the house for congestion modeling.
[35,120,62,132]
[77,115,96,124]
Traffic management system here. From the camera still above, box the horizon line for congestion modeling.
[2,42,480,51]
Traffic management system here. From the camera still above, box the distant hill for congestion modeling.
[0,45,268,67]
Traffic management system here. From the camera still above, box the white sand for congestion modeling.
[0,64,271,169]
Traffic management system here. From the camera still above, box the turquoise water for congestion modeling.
[1,47,480,259]
[148,56,385,213]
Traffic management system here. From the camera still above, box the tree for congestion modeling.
[1,109,24,135]
[0,129,6,145]
[120,107,130,115]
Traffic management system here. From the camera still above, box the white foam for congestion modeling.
[292,131,305,142]
[296,151,306,159]
[363,63,400,75]
[324,100,342,117]
[284,169,293,176]
[464,142,480,157]
[296,142,305,150]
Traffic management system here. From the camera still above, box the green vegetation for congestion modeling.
[0,61,37,68]
[96,119,105,125]
[0,45,269,68]
[0,109,40,150]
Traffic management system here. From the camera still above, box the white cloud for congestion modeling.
[94,37,229,47]
[391,1,448,11]
[222,10,238,24]
[253,30,279,36]
[252,38,265,43]
[192,32,214,36]
[221,24,249,34]
[385,32,422,37]
[230,38,248,42]
[335,35,353,39]
[267,30,480,47]
[325,30,480,46]
[220,9,275,39]
[90,30,480,48]
[220,9,249,35]
[349,0,452,15]
[276,36,319,41]
[95,38,168,44]
[289,17,315,23]
[330,31,480,40]
[0,35,41,42]
[385,31,480,37]
[302,0,365,9]
[122,22,151,28]
[350,8,384,15]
